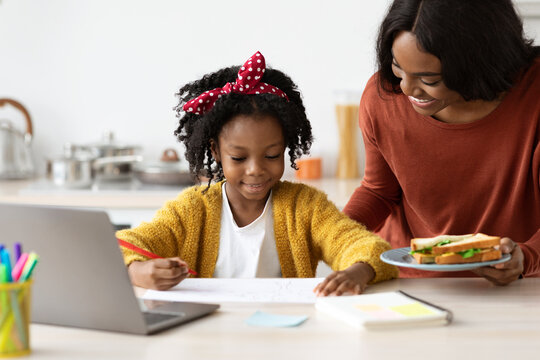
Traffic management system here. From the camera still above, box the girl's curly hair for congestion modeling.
[173,65,313,188]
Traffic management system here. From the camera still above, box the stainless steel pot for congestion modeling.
[47,144,94,188]
[47,138,142,188]
[0,99,35,179]
[81,131,142,181]
[134,148,193,186]
[93,154,143,181]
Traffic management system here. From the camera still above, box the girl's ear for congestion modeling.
[210,139,221,163]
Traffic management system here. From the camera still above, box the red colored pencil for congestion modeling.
[117,239,197,275]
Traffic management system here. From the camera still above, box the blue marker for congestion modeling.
[0,249,12,282]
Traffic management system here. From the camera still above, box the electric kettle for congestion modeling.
[0,98,35,179]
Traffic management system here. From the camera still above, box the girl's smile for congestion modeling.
[242,180,271,193]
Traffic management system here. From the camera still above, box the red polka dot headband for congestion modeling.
[183,51,289,115]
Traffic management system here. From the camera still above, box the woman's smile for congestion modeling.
[407,95,437,108]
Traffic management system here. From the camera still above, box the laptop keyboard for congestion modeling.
[143,312,183,325]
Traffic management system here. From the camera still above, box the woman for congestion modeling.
[344,0,540,285]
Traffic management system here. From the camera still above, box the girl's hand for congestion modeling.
[313,262,375,297]
[128,257,191,290]
[471,237,524,286]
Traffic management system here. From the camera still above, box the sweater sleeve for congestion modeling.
[115,189,195,266]
[343,76,402,230]
[306,187,398,283]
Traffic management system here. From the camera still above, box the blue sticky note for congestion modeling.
[245,311,308,328]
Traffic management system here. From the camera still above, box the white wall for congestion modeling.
[0,0,392,177]
[1,0,538,178]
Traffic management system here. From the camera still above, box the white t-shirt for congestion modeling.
[213,183,281,278]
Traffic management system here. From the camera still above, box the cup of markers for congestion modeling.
[0,243,39,358]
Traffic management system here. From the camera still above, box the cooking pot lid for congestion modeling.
[85,131,141,151]
[88,143,140,151]
[50,143,96,161]
[134,148,188,174]
[135,161,186,174]
[50,153,95,162]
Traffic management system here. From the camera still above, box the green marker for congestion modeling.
[0,264,6,283]
[18,253,39,282]
[0,264,9,331]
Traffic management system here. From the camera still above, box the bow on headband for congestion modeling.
[183,51,289,115]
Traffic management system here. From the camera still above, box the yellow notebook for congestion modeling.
[315,291,452,330]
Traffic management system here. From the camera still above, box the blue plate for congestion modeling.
[380,247,511,271]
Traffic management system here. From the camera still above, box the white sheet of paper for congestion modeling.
[141,278,324,304]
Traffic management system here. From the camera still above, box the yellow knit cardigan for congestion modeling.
[116,181,397,283]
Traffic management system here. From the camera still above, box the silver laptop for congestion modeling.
[0,203,219,335]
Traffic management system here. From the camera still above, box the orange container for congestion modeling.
[295,158,322,180]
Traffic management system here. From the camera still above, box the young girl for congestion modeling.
[117,51,397,295]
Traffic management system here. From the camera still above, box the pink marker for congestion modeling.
[11,252,29,282]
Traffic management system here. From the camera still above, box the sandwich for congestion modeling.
[410,233,501,265]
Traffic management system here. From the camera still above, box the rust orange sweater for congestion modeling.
[344,58,540,278]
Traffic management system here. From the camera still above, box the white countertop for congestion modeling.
[0,177,361,210]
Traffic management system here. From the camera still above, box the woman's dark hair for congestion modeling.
[376,0,539,100]
[173,65,313,188]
